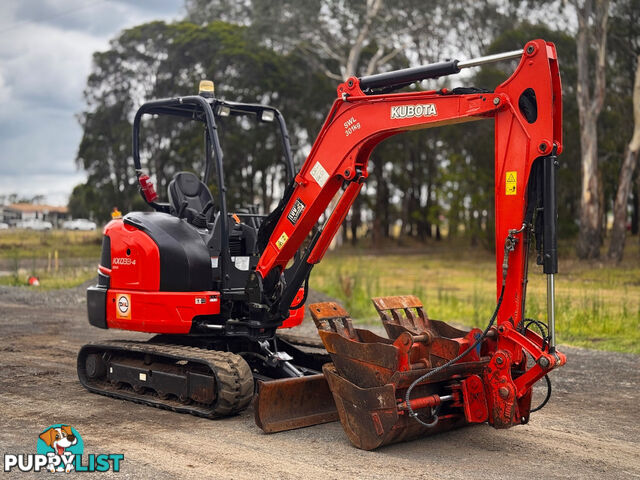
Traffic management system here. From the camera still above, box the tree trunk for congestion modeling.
[575,0,609,259]
[350,196,362,246]
[636,172,640,242]
[424,185,433,240]
[576,122,603,258]
[343,0,383,78]
[371,159,388,247]
[608,55,640,261]
[631,180,638,235]
[608,149,639,260]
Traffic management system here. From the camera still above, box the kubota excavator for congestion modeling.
[78,39,565,450]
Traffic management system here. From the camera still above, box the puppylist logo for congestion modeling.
[3,424,124,473]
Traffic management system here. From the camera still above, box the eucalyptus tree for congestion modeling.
[72,20,332,221]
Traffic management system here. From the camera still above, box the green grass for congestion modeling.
[0,267,96,289]
[0,229,101,289]
[311,247,640,354]
[0,229,102,259]
[2,229,639,353]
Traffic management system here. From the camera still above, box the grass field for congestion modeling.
[0,229,102,258]
[0,229,102,288]
[312,243,640,354]
[1,229,638,353]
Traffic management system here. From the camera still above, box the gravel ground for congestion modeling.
[0,282,639,479]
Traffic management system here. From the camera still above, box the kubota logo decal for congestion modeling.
[390,104,437,119]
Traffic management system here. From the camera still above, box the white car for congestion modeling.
[18,219,53,230]
[0,222,8,230]
[62,218,97,231]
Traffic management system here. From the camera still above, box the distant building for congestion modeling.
[0,203,70,228]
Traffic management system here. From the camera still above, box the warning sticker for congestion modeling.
[275,232,289,250]
[505,171,517,196]
[310,161,329,187]
[116,293,131,319]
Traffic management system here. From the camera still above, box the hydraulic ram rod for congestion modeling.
[543,148,559,352]
[457,49,524,69]
[547,274,556,351]
[359,49,524,91]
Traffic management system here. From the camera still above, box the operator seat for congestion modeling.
[167,172,215,225]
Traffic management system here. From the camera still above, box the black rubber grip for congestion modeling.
[359,60,460,90]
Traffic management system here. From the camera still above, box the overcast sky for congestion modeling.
[0,0,184,206]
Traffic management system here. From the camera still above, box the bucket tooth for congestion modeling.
[310,301,358,340]
[372,295,430,338]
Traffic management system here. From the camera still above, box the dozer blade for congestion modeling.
[254,374,338,433]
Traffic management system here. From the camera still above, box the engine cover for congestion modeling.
[106,212,211,292]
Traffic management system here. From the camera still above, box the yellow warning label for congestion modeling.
[505,171,517,196]
[275,232,289,250]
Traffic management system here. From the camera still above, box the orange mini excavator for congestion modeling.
[79,39,565,449]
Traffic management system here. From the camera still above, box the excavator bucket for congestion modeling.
[310,298,490,450]
[321,364,471,450]
[254,374,338,433]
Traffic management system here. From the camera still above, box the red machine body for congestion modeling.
[98,219,304,334]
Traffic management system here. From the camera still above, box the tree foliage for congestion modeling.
[185,0,514,78]
[72,20,333,221]
[70,0,640,261]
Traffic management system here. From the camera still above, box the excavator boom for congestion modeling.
[254,39,566,445]
[255,40,562,328]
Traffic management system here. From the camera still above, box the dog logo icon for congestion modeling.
[4,424,122,473]
[37,424,83,473]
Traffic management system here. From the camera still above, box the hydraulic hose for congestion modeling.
[405,227,521,427]
[289,272,310,310]
[404,284,505,427]
[530,374,552,412]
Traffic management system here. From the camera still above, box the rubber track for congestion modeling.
[77,340,254,419]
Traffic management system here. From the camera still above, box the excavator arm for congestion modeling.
[255,39,562,327]
[252,40,566,443]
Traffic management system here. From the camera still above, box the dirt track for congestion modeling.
[0,283,639,479]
